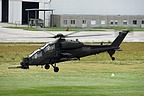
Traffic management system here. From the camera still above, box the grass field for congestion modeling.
[5,26,144,31]
[0,42,144,96]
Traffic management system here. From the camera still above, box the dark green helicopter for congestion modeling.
[15,29,129,72]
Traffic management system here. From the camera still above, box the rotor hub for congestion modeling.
[54,33,66,38]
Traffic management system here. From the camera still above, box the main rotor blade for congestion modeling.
[68,34,111,38]
[25,36,54,38]
[65,26,95,36]
[36,27,55,36]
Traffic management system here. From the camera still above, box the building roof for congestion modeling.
[25,9,54,11]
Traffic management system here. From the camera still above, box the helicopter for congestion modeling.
[14,29,129,72]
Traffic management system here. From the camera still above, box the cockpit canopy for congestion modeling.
[29,43,55,60]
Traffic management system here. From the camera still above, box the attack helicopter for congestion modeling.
[15,28,129,72]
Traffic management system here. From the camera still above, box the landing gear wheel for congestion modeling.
[54,67,59,72]
[112,57,115,61]
[45,64,50,70]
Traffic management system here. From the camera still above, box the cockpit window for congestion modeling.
[42,43,55,53]
[29,49,42,59]
[28,43,55,60]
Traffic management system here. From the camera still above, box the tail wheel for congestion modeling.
[112,57,115,61]
[45,64,50,70]
[54,67,59,72]
[108,50,116,61]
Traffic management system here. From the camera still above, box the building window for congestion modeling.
[71,20,76,25]
[82,20,87,27]
[63,20,68,25]
[142,20,144,24]
[101,20,105,25]
[133,20,137,25]
[110,20,114,25]
[91,20,96,25]
[123,20,128,25]
[82,20,87,24]
[115,20,118,25]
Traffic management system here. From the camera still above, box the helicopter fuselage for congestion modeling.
[21,39,118,68]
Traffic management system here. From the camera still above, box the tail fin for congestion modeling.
[111,31,129,47]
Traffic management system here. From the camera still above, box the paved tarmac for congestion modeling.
[0,23,144,42]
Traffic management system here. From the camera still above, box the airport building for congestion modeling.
[52,14,144,28]
[0,0,144,27]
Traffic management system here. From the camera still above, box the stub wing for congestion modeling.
[60,53,72,57]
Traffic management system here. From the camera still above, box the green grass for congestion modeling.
[4,26,144,31]
[4,26,106,31]
[4,26,40,31]
[94,26,144,31]
[0,42,144,96]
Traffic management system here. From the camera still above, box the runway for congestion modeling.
[0,27,144,42]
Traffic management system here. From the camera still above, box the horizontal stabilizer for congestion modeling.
[115,49,122,51]
[60,53,72,56]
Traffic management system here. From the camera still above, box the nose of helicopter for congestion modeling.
[20,57,29,69]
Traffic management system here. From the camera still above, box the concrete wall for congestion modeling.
[9,0,22,24]
[51,15,60,27]
[53,15,144,27]
[0,0,1,22]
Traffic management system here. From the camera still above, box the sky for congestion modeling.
[50,0,144,15]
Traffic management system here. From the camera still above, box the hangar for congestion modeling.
[0,0,53,26]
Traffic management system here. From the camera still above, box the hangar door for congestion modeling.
[2,0,9,22]
[22,2,39,24]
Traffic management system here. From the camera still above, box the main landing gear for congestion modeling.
[45,64,59,72]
